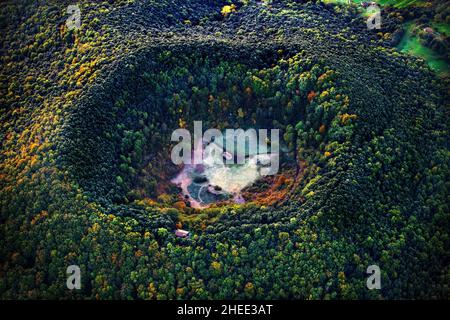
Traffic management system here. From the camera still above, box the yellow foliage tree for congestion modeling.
[221,4,236,17]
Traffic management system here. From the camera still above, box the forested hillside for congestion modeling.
[0,0,449,299]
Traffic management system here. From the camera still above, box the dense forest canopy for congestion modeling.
[0,0,449,299]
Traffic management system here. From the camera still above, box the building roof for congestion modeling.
[175,229,190,238]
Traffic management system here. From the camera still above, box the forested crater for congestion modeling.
[60,42,355,214]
